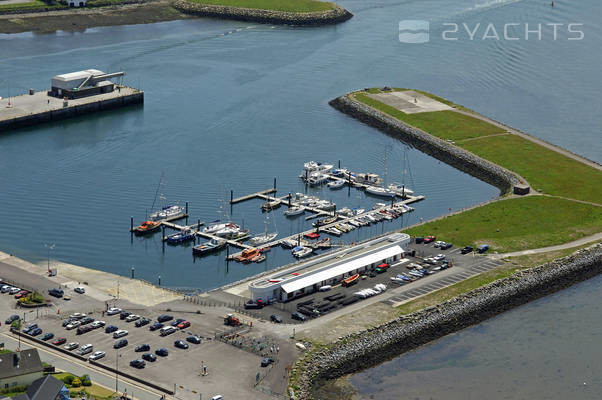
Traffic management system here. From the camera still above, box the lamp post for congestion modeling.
[44,243,55,273]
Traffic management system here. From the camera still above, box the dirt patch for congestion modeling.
[0,1,194,34]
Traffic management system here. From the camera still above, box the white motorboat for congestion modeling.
[337,207,354,217]
[353,173,381,186]
[292,246,313,258]
[281,238,301,248]
[327,179,345,189]
[202,222,229,234]
[313,200,336,211]
[353,208,365,215]
[388,183,414,196]
[331,168,349,177]
[284,206,305,216]
[347,219,361,227]
[339,223,354,231]
[323,227,342,236]
[303,161,333,173]
[307,173,329,186]
[365,186,397,198]
[372,202,387,210]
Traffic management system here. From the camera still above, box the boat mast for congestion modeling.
[149,172,165,216]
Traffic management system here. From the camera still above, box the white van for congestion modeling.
[159,326,176,336]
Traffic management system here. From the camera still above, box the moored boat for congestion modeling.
[284,206,305,217]
[365,186,397,198]
[150,204,185,221]
[292,246,313,258]
[233,247,261,263]
[134,220,161,236]
[388,183,414,197]
[327,179,345,189]
[166,228,195,244]
[322,226,342,236]
[192,239,226,255]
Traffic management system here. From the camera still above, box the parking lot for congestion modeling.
[234,238,502,324]
[16,307,273,398]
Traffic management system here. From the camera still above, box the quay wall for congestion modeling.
[172,0,353,26]
[293,243,602,399]
[329,95,528,195]
[0,90,143,132]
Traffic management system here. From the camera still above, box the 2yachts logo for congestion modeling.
[399,20,584,43]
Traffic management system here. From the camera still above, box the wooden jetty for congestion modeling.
[161,221,253,249]
[129,212,189,232]
[230,188,277,204]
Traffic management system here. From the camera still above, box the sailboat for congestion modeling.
[388,146,414,197]
[365,147,397,198]
[148,175,185,221]
[249,215,278,246]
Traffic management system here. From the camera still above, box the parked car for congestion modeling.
[66,321,81,330]
[113,330,128,339]
[177,321,190,329]
[77,325,93,335]
[64,342,79,351]
[149,322,163,331]
[69,313,86,320]
[159,326,176,336]
[91,320,106,329]
[142,353,157,362]
[130,359,146,369]
[318,285,332,292]
[270,314,282,323]
[5,314,19,324]
[106,307,122,315]
[48,288,64,298]
[477,244,490,253]
[174,340,189,349]
[433,254,446,261]
[14,291,28,299]
[1,285,11,293]
[291,312,306,322]
[74,287,86,294]
[52,337,67,346]
[261,357,274,367]
[23,323,38,334]
[461,246,474,254]
[440,242,453,250]
[244,300,264,309]
[375,263,390,273]
[120,311,132,320]
[423,235,436,243]
[155,348,169,357]
[62,318,76,327]
[77,344,93,355]
[41,333,54,341]
[114,339,128,349]
[125,314,140,322]
[186,336,201,344]
[80,317,94,325]
[414,236,424,244]
[9,287,21,295]
[170,318,185,327]
[433,240,445,248]
[89,351,106,361]
[105,325,118,334]
[135,318,150,328]
[135,344,150,352]
[157,314,173,323]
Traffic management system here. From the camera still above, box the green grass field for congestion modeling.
[0,0,65,12]
[459,134,602,204]
[353,92,505,141]
[404,196,602,253]
[188,0,335,12]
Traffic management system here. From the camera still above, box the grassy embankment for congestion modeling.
[352,89,602,253]
[187,0,335,12]
[0,0,65,12]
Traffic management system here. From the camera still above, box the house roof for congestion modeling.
[14,375,65,400]
[0,349,43,380]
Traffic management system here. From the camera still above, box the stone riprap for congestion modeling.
[172,0,352,26]
[329,94,528,195]
[292,244,602,399]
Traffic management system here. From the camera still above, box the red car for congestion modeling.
[177,321,191,329]
[423,235,436,243]
[52,337,67,346]
[14,290,29,299]
[304,232,320,239]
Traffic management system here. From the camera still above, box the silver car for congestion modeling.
[77,344,93,355]
[113,329,128,338]
[89,351,105,361]
[64,342,79,350]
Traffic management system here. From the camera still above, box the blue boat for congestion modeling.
[166,228,195,244]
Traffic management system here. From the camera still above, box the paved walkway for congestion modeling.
[490,232,602,259]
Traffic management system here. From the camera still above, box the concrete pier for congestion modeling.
[0,87,143,132]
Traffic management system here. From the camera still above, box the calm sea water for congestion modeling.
[0,0,600,396]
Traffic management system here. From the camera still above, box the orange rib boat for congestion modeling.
[134,220,161,236]
[341,273,360,287]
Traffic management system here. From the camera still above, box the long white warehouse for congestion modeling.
[249,233,410,302]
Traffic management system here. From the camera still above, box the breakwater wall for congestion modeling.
[329,95,529,195]
[292,243,602,399]
[0,89,143,132]
[172,0,352,26]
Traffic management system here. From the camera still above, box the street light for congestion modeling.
[44,243,55,273]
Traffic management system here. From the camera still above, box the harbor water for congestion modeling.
[0,0,601,397]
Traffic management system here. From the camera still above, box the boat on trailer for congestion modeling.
[342,273,360,287]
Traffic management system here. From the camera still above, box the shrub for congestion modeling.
[71,377,81,387]
[62,374,75,385]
